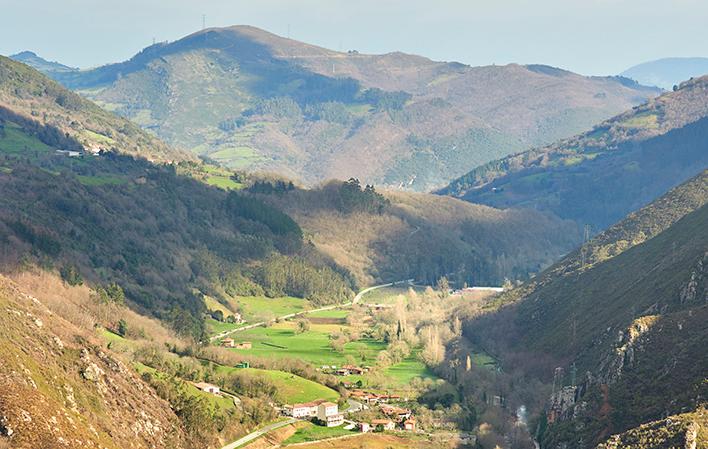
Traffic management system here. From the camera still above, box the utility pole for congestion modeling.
[580,224,591,268]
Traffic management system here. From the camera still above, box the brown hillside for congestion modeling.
[0,272,187,449]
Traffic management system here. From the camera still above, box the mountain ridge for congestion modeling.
[17,25,661,190]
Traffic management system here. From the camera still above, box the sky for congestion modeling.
[1,0,707,75]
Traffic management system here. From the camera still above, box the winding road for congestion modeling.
[221,418,297,449]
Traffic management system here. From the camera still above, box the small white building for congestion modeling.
[194,382,220,395]
[317,402,344,427]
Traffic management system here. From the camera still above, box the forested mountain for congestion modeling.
[452,171,708,448]
[18,25,659,190]
[442,75,708,231]
[622,57,708,90]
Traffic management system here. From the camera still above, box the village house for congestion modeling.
[358,422,370,433]
[316,402,344,427]
[194,382,220,395]
[291,399,326,418]
[371,419,395,431]
[234,341,252,349]
[341,364,366,375]
[380,404,412,421]
[221,338,235,348]
[403,418,416,431]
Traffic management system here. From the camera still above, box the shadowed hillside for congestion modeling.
[261,180,581,286]
[451,172,708,448]
[443,75,708,231]
[21,25,659,190]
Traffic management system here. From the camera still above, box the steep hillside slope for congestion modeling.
[32,25,659,190]
[443,75,708,230]
[262,181,580,286]
[0,273,187,449]
[456,173,708,448]
[0,55,187,162]
[622,57,708,89]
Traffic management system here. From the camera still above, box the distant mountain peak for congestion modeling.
[9,50,77,73]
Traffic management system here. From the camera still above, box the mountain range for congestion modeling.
[11,25,660,190]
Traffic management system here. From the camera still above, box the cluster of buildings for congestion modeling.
[358,417,416,433]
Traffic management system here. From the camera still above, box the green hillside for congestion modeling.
[455,172,708,448]
[0,55,187,162]
[442,76,708,231]
[26,26,659,190]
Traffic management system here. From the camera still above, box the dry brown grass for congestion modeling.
[9,269,183,349]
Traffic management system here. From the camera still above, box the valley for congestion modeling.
[1,8,707,449]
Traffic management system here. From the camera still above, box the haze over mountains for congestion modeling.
[12,25,660,190]
[622,57,708,90]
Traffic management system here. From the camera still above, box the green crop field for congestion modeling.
[306,309,349,319]
[0,122,55,155]
[217,367,339,404]
[227,321,386,367]
[282,422,356,445]
[229,295,311,322]
[384,353,435,385]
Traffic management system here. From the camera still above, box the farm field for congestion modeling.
[281,422,356,445]
[384,352,436,385]
[205,294,312,336]
[215,367,339,404]
[225,319,436,390]
[227,321,386,367]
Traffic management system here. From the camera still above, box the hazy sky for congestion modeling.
[1,0,706,75]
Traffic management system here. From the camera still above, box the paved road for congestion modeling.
[221,418,297,449]
[210,279,413,342]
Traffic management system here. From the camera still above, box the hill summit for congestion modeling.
[23,25,660,190]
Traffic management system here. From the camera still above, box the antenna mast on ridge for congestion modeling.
[202,14,206,30]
